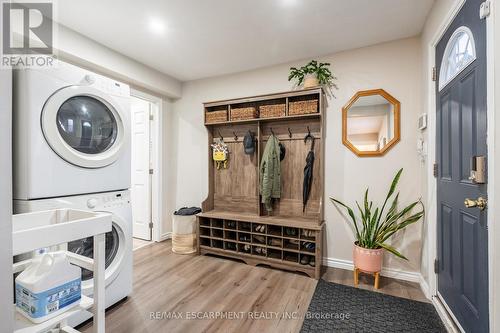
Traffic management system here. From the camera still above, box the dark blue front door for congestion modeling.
[436,0,488,332]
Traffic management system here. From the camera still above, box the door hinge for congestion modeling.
[149,168,154,175]
[149,114,154,121]
[434,259,439,274]
[149,222,154,229]
[432,67,437,82]
[480,1,491,19]
[433,163,438,177]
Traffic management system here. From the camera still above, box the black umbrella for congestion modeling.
[303,134,315,212]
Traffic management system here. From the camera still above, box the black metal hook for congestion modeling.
[270,128,275,136]
[288,127,292,138]
[304,126,315,151]
[304,126,314,142]
[233,131,238,141]
[218,130,223,140]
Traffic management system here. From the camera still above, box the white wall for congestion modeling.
[161,98,177,238]
[56,24,182,99]
[0,69,13,331]
[418,0,457,292]
[172,37,424,276]
[51,24,180,238]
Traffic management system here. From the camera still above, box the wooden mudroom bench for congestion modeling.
[198,88,326,279]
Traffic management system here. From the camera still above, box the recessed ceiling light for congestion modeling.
[280,0,298,7]
[149,18,166,35]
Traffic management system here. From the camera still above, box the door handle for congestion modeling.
[464,197,488,210]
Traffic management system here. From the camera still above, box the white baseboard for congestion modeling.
[432,295,461,333]
[322,257,421,283]
[159,232,172,242]
[419,274,431,300]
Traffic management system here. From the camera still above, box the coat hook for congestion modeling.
[218,130,223,140]
[288,127,292,138]
[270,128,275,136]
[233,131,238,141]
[304,126,314,143]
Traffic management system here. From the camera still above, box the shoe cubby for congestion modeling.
[283,251,298,263]
[197,213,323,279]
[267,237,282,248]
[238,243,251,253]
[239,222,252,232]
[199,217,211,227]
[300,241,316,254]
[267,225,282,237]
[238,232,251,243]
[283,227,299,238]
[300,228,316,241]
[252,234,266,245]
[252,246,267,257]
[224,220,237,230]
[254,224,266,233]
[200,237,211,247]
[283,239,299,251]
[225,241,237,251]
[212,239,223,249]
[224,230,237,240]
[267,249,282,260]
[211,218,223,228]
[200,227,211,237]
[211,228,223,239]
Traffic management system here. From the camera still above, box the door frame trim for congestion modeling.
[130,88,164,242]
[425,0,499,331]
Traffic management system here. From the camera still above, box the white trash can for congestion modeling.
[172,207,200,254]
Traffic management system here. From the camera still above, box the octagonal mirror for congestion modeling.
[342,89,400,157]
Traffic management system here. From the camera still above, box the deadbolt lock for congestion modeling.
[464,197,488,210]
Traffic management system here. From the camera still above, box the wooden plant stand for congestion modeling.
[199,88,326,279]
[354,267,380,289]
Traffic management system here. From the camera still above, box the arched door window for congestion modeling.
[439,26,476,91]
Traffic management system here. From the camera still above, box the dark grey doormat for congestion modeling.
[301,279,446,333]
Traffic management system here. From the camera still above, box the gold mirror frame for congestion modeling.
[342,89,401,157]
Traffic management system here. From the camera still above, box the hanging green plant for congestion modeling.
[288,60,338,97]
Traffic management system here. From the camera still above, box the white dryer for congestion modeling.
[14,190,133,325]
[13,61,131,200]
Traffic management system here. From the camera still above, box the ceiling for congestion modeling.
[55,0,435,81]
[348,116,385,135]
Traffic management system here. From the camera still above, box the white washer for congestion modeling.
[13,61,131,200]
[14,190,133,326]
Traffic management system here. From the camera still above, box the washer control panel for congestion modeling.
[86,192,130,210]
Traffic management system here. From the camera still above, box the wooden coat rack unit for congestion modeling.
[197,87,326,279]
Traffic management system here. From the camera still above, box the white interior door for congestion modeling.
[131,97,152,240]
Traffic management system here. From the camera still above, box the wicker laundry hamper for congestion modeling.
[172,207,200,254]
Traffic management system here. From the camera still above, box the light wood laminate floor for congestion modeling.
[80,240,427,333]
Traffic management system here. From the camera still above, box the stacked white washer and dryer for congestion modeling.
[13,61,133,326]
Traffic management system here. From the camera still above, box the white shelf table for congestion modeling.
[12,209,112,333]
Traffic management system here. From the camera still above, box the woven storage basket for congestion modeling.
[172,214,197,254]
[289,99,319,115]
[231,106,258,121]
[205,109,227,124]
[260,103,286,118]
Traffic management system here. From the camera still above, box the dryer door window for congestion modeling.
[67,224,120,281]
[41,85,128,169]
[57,96,118,154]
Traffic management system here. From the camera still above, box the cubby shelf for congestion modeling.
[197,215,323,278]
[199,88,326,279]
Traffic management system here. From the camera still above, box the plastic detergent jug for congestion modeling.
[15,251,82,323]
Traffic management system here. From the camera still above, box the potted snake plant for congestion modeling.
[330,169,424,273]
